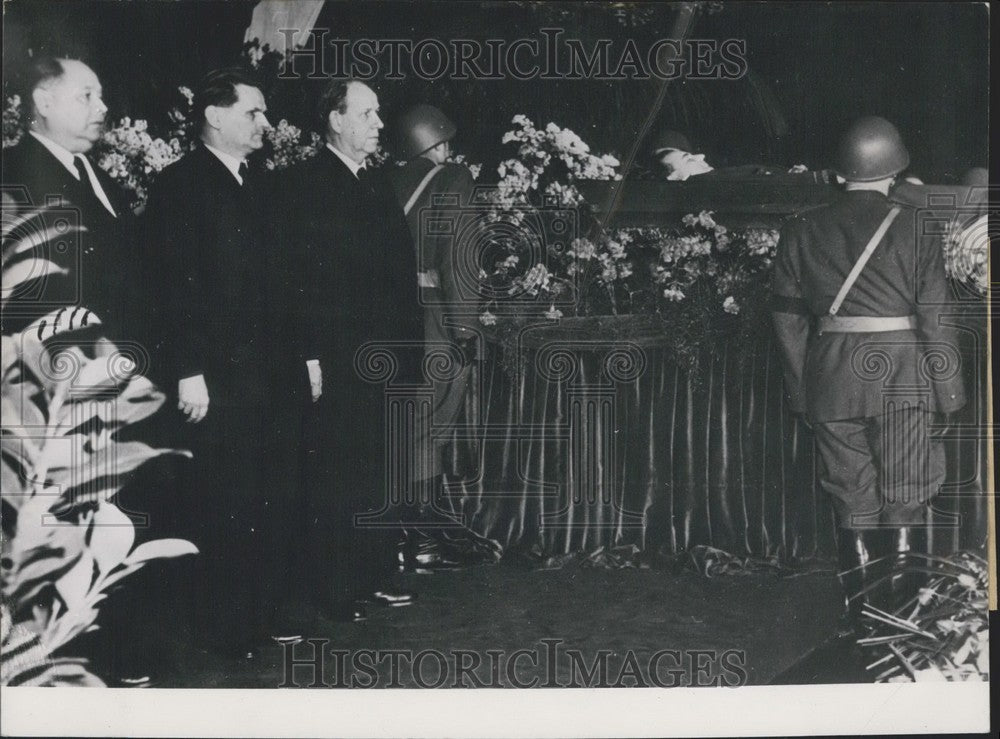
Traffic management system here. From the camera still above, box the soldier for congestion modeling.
[771,116,965,634]
[388,104,481,554]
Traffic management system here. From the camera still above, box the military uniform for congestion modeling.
[771,189,965,527]
[389,158,479,484]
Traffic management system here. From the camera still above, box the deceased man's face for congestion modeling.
[658,148,715,181]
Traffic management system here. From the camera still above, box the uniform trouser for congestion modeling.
[813,408,945,528]
[411,361,472,482]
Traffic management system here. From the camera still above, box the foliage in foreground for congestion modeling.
[2,200,196,686]
[859,550,989,682]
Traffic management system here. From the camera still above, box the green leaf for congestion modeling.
[2,259,68,301]
[47,441,177,499]
[88,503,136,575]
[53,553,95,612]
[122,538,199,566]
[3,224,87,263]
[91,375,167,429]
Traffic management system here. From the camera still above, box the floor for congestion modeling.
[150,560,852,689]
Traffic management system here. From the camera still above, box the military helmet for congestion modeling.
[649,129,693,155]
[961,167,988,186]
[395,104,457,160]
[832,116,910,182]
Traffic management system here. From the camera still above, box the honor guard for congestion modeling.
[771,116,966,634]
[388,104,481,541]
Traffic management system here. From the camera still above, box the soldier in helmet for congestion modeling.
[388,104,481,544]
[771,116,965,636]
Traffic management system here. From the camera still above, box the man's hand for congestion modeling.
[306,359,322,402]
[178,374,210,422]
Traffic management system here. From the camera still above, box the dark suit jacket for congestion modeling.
[278,147,423,445]
[142,144,276,407]
[771,189,966,422]
[2,133,136,337]
[281,147,423,381]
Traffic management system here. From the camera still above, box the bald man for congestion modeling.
[3,57,136,338]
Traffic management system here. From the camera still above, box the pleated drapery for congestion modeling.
[439,310,988,564]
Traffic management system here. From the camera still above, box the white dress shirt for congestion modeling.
[326,143,367,179]
[29,130,117,217]
[203,142,247,185]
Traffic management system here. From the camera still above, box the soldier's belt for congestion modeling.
[817,315,916,333]
[417,270,440,288]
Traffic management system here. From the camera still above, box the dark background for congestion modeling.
[3,1,989,182]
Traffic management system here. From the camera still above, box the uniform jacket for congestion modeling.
[388,158,479,347]
[771,189,966,422]
[2,134,137,337]
[142,144,273,407]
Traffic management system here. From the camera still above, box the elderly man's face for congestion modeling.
[32,59,107,153]
[330,81,383,163]
[657,148,714,181]
[209,84,270,158]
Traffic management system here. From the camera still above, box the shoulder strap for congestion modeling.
[828,206,901,316]
[403,164,444,216]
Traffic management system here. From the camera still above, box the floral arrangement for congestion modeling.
[1,200,197,685]
[3,95,23,149]
[262,119,323,171]
[942,213,989,295]
[94,118,186,206]
[859,550,988,682]
[448,153,482,180]
[488,114,620,221]
[473,115,787,371]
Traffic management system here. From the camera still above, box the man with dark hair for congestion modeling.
[144,66,306,658]
[277,78,423,623]
[645,128,827,182]
[2,56,133,336]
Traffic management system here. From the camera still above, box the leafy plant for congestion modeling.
[859,550,989,682]
[2,200,196,686]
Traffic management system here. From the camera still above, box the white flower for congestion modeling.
[516,263,552,296]
[479,311,497,326]
[544,306,563,319]
[569,237,597,261]
[723,296,740,314]
[663,287,686,302]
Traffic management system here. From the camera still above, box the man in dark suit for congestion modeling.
[771,117,966,635]
[2,55,160,685]
[2,57,135,338]
[278,78,423,622]
[144,67,308,658]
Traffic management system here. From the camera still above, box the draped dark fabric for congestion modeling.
[439,308,988,564]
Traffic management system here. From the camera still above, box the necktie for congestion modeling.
[238,161,249,185]
[357,166,370,185]
[74,155,117,217]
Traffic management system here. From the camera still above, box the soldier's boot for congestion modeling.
[836,528,891,637]
[886,526,928,615]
